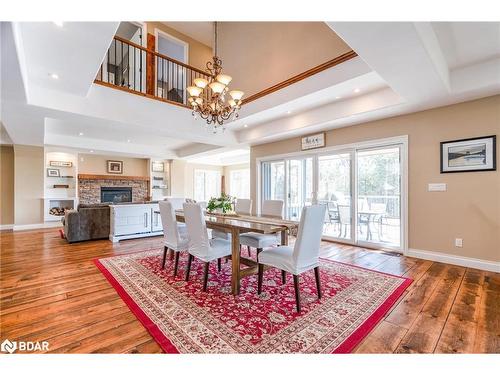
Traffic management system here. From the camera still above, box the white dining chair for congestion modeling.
[183,203,232,291]
[239,199,284,258]
[165,197,186,210]
[159,201,189,276]
[212,198,253,242]
[257,204,326,313]
[165,197,188,229]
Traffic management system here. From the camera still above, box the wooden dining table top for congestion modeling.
[173,211,298,234]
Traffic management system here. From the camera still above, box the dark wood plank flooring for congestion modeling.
[1,228,498,353]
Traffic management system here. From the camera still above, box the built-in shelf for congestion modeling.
[149,159,170,201]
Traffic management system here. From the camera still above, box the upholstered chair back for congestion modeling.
[261,200,284,219]
[159,201,182,249]
[292,205,326,270]
[166,197,186,211]
[183,203,211,259]
[235,199,252,215]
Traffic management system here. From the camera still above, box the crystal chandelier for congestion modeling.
[187,22,244,133]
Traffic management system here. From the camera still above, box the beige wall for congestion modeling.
[146,22,213,71]
[170,160,224,199]
[223,163,250,194]
[218,22,351,97]
[251,95,500,262]
[0,145,14,226]
[13,145,44,226]
[78,154,148,177]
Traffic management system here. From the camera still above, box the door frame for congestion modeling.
[154,28,189,102]
[256,135,409,254]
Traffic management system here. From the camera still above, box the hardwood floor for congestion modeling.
[1,228,498,353]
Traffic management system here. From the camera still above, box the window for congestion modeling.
[194,169,221,202]
[229,169,250,199]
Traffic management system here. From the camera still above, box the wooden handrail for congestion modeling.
[113,35,211,77]
[242,50,358,105]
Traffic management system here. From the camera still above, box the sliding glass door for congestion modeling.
[356,146,401,248]
[286,158,313,220]
[262,160,285,202]
[260,139,405,251]
[318,152,352,240]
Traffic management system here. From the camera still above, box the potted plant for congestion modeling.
[206,193,234,214]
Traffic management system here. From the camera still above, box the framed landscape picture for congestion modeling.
[107,160,123,174]
[47,168,60,177]
[440,135,496,173]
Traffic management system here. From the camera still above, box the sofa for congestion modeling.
[63,203,110,243]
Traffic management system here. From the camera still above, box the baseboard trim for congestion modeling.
[0,224,14,231]
[13,222,62,231]
[408,248,500,273]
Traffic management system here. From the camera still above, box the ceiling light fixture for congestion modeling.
[89,150,94,153]
[79,132,84,136]
[127,139,131,143]
[243,124,248,128]
[287,111,292,115]
[49,73,59,79]
[335,96,341,99]
[53,21,64,27]
[354,88,360,93]
[188,22,244,134]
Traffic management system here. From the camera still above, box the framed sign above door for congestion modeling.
[301,132,326,151]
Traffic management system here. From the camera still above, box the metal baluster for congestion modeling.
[140,48,143,93]
[127,44,130,89]
[121,40,123,86]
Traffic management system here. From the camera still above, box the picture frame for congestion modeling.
[301,132,325,151]
[49,160,72,167]
[47,168,60,177]
[107,160,123,174]
[440,135,496,173]
[152,161,164,172]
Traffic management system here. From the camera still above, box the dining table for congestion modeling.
[164,210,299,296]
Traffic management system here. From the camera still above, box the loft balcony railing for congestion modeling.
[95,36,212,108]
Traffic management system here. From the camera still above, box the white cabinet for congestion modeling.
[109,203,163,242]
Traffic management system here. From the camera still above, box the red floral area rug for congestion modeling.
[94,249,411,353]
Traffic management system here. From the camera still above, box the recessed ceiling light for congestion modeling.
[49,73,59,79]
[243,125,248,128]
[53,21,64,27]
[89,150,94,153]
[127,139,131,143]
[354,88,360,93]
[287,111,292,115]
[335,96,341,99]
[79,132,84,136]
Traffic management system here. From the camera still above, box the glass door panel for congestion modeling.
[356,146,401,248]
[262,160,285,203]
[286,158,313,220]
[318,153,352,240]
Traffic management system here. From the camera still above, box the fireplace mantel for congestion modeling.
[78,174,150,181]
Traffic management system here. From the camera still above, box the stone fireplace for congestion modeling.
[78,174,149,204]
[100,187,132,203]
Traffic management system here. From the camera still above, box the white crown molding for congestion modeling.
[408,248,500,273]
[13,222,62,231]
